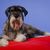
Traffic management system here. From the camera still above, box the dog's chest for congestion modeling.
[8,32,16,40]
[8,28,25,40]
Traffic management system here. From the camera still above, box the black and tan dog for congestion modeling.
[0,5,50,46]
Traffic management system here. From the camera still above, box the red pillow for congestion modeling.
[0,36,50,50]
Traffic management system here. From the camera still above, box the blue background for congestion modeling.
[0,0,50,35]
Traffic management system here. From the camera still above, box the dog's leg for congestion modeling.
[14,33,26,42]
[0,35,9,47]
[0,38,9,47]
[35,32,50,38]
[44,32,50,36]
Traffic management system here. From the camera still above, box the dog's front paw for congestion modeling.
[14,34,26,42]
[0,38,9,47]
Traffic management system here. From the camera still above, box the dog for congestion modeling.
[0,5,50,46]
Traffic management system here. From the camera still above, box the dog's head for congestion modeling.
[5,5,28,31]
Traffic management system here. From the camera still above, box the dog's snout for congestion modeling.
[12,20,20,25]
[14,14,20,18]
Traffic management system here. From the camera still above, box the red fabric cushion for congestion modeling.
[0,36,50,50]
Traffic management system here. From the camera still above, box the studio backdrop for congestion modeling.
[0,0,50,36]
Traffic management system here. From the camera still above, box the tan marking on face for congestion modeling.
[10,15,16,29]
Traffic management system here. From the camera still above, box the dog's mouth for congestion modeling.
[12,20,20,30]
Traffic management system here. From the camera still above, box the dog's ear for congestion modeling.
[5,5,28,19]
[5,7,11,19]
